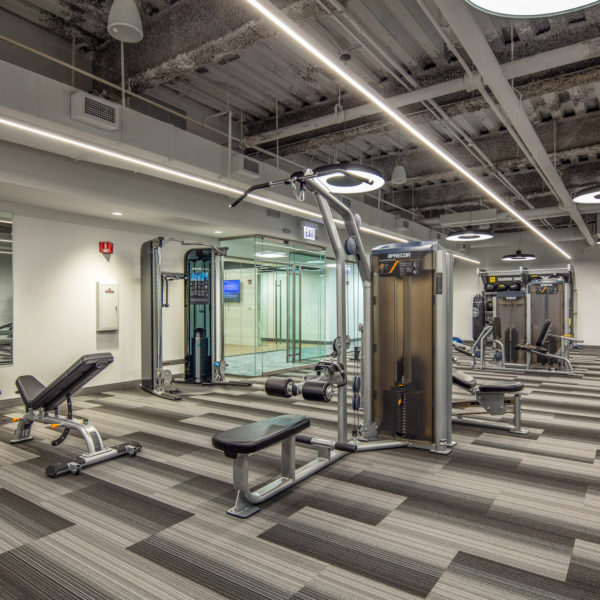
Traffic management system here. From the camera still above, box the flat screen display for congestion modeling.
[223,279,241,302]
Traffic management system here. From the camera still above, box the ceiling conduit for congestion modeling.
[433,0,595,246]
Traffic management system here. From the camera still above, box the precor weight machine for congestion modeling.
[140,237,248,400]
[213,164,454,517]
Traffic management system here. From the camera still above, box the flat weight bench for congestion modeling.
[452,370,528,434]
[213,414,355,518]
[11,353,142,477]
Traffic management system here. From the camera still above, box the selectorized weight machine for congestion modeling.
[140,237,249,401]
[212,163,455,517]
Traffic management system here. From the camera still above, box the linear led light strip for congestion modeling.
[0,116,410,244]
[244,0,571,261]
[451,253,480,264]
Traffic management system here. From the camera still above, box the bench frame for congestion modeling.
[452,386,528,435]
[228,434,347,518]
[11,354,142,477]
[11,399,141,476]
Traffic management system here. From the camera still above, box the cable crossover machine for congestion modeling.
[140,237,250,400]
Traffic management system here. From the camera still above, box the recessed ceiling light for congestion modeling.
[465,0,600,18]
[573,185,600,204]
[502,250,536,261]
[112,211,123,216]
[313,163,385,194]
[446,227,493,242]
[214,230,223,234]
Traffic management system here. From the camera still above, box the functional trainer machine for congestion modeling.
[465,266,580,375]
[141,237,247,400]
[10,353,142,477]
[212,163,454,517]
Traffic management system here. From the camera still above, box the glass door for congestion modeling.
[258,263,288,354]
[287,250,327,366]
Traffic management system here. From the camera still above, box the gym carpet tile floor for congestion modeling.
[0,350,599,599]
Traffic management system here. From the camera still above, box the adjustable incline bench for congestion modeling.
[452,370,528,434]
[213,414,356,517]
[11,353,142,477]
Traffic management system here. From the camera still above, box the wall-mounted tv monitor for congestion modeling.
[223,279,241,302]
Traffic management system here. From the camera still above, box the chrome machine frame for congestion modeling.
[223,165,455,515]
[140,237,231,400]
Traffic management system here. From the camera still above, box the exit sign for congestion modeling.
[303,225,316,240]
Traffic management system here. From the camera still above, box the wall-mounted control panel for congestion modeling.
[96,282,119,331]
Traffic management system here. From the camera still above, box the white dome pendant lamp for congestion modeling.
[107,0,144,108]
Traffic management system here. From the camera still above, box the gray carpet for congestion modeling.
[0,349,599,599]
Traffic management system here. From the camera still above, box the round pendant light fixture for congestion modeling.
[502,249,536,262]
[465,0,600,18]
[446,226,493,242]
[573,185,600,204]
[107,0,144,43]
[313,163,385,195]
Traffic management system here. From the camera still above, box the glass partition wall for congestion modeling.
[222,236,327,376]
[325,258,363,357]
[0,213,13,364]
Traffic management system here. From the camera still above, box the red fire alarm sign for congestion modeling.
[99,241,114,254]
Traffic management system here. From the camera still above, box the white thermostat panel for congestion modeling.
[96,282,119,332]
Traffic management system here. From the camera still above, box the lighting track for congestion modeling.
[243,0,572,260]
[0,116,409,244]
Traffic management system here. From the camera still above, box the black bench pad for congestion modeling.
[16,353,114,411]
[212,415,310,458]
[478,381,524,393]
[452,370,477,391]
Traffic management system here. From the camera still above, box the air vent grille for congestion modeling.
[71,92,120,131]
[233,154,262,178]
[84,97,116,123]
[243,156,261,175]
[129,96,187,130]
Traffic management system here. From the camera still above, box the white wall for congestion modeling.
[452,260,481,341]
[0,211,208,398]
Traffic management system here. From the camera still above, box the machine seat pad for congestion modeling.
[212,415,310,458]
[515,344,547,354]
[16,353,114,412]
[15,376,46,410]
[478,381,524,393]
[452,370,477,391]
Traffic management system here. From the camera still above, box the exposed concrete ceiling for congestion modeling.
[1,0,600,241]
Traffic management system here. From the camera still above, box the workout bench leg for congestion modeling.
[509,394,529,435]
[228,454,260,519]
